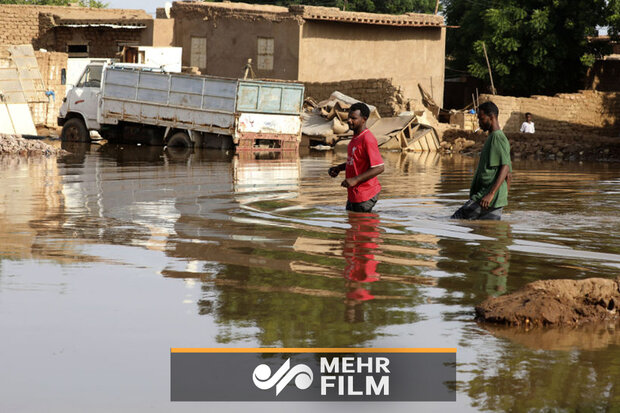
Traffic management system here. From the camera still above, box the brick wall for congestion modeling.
[1,47,66,127]
[0,4,150,55]
[480,91,620,135]
[304,78,406,116]
[0,6,42,47]
[32,51,67,127]
[53,26,143,58]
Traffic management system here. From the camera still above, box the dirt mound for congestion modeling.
[476,277,620,326]
[0,134,67,156]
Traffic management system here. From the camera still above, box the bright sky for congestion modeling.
[106,0,166,16]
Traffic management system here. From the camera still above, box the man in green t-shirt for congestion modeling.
[451,101,512,220]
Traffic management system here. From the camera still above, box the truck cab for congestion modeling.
[59,63,163,142]
[58,63,104,142]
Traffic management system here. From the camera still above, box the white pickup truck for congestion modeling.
[58,63,305,151]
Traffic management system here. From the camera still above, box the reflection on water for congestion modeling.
[343,213,381,321]
[482,322,620,351]
[466,323,620,411]
[1,143,620,411]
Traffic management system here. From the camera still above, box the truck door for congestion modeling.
[71,65,103,128]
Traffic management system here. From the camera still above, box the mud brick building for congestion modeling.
[0,4,176,127]
[170,1,446,109]
[0,4,174,58]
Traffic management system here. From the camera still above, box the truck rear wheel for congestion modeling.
[166,131,193,148]
[61,118,90,142]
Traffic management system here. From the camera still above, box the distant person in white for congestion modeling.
[520,112,535,133]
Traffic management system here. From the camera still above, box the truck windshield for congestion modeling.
[77,65,103,88]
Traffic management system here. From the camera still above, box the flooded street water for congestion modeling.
[1,142,620,412]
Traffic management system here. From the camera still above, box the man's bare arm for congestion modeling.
[341,165,384,188]
[328,162,346,177]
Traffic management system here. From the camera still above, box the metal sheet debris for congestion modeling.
[335,111,440,152]
[301,91,380,144]
[0,103,37,135]
[7,45,47,103]
[0,67,28,103]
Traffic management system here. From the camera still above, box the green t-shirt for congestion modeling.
[470,130,512,208]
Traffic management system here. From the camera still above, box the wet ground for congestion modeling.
[1,142,620,412]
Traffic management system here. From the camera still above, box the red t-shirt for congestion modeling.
[346,129,384,203]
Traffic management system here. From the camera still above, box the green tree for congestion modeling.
[207,0,438,14]
[0,0,107,7]
[444,0,610,96]
[608,0,620,37]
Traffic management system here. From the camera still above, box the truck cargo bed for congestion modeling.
[100,67,304,150]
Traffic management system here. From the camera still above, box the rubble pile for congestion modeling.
[303,91,441,151]
[507,132,620,161]
[302,91,381,145]
[304,79,409,117]
[439,129,620,161]
[0,134,67,156]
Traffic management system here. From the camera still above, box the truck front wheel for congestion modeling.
[61,118,90,142]
[166,131,193,148]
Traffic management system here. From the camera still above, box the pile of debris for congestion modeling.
[302,91,441,152]
[300,84,492,155]
[439,129,484,154]
[0,134,67,156]
[417,82,483,153]
[302,91,380,146]
[438,128,620,160]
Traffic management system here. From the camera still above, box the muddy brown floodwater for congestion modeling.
[1,141,620,412]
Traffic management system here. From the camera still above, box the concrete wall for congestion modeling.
[172,6,300,79]
[304,78,405,116]
[481,91,620,135]
[298,21,445,106]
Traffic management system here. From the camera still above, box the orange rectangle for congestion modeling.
[170,348,456,353]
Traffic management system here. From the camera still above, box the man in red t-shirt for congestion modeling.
[328,102,384,212]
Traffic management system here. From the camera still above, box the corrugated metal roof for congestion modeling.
[173,2,445,28]
[58,23,147,29]
[290,5,445,27]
